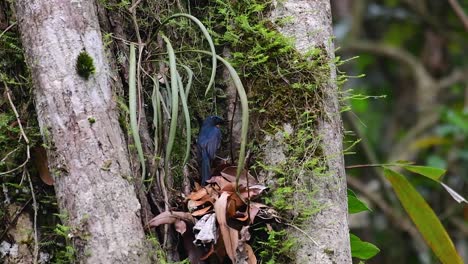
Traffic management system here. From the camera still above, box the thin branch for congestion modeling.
[26,171,39,264]
[0,22,17,39]
[344,41,432,85]
[0,83,30,175]
[285,223,319,246]
[437,68,468,89]
[448,0,468,31]
[0,198,32,240]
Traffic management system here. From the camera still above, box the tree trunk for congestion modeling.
[16,1,151,263]
[270,1,352,263]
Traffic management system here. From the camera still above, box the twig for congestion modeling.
[448,0,468,31]
[26,170,39,264]
[0,22,17,39]
[285,223,319,246]
[0,197,33,240]
[438,68,468,89]
[0,83,30,175]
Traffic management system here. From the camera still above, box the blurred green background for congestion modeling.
[332,0,468,263]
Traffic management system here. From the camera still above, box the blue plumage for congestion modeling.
[197,116,223,186]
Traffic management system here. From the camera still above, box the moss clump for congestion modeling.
[76,51,96,80]
[87,117,96,124]
[200,0,331,128]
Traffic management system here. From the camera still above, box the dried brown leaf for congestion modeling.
[200,244,215,261]
[215,192,239,262]
[188,188,208,201]
[147,211,194,228]
[32,146,54,186]
[207,175,232,190]
[245,244,257,264]
[191,206,213,217]
[174,219,187,234]
[220,166,258,185]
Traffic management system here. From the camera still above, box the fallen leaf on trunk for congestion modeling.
[32,146,54,185]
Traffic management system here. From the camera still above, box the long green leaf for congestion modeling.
[151,74,162,156]
[161,36,179,173]
[209,53,248,187]
[176,72,191,165]
[160,14,217,96]
[129,43,146,182]
[401,165,446,181]
[179,64,194,99]
[383,168,463,264]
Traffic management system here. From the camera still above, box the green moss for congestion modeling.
[201,0,331,128]
[87,117,96,124]
[76,51,96,80]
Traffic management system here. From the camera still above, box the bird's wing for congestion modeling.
[205,127,221,160]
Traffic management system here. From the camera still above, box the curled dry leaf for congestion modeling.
[32,146,54,186]
[215,192,239,263]
[188,187,209,201]
[188,195,215,211]
[241,184,268,200]
[207,175,232,190]
[245,244,257,264]
[191,205,213,217]
[200,244,215,261]
[221,166,258,185]
[147,211,195,233]
[174,219,187,235]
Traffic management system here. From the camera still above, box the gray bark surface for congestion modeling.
[16,1,151,263]
[270,0,352,263]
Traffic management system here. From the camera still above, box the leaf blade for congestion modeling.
[384,168,463,264]
[350,233,380,260]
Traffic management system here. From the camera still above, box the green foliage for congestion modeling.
[383,168,463,264]
[399,164,446,181]
[256,116,323,222]
[49,223,76,263]
[202,0,330,124]
[254,227,295,264]
[350,233,380,260]
[347,189,371,214]
[76,51,96,80]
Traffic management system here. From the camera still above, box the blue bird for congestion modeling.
[197,116,223,186]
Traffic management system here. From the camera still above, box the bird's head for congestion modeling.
[204,116,224,127]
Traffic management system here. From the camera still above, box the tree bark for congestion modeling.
[16,1,151,263]
[270,1,352,263]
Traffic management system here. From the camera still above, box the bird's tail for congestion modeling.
[201,150,211,186]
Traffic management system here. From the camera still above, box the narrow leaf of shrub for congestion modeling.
[161,35,179,173]
[401,165,446,181]
[383,168,463,264]
[129,43,146,182]
[348,189,371,214]
[161,14,217,95]
[350,233,380,260]
[176,72,191,165]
